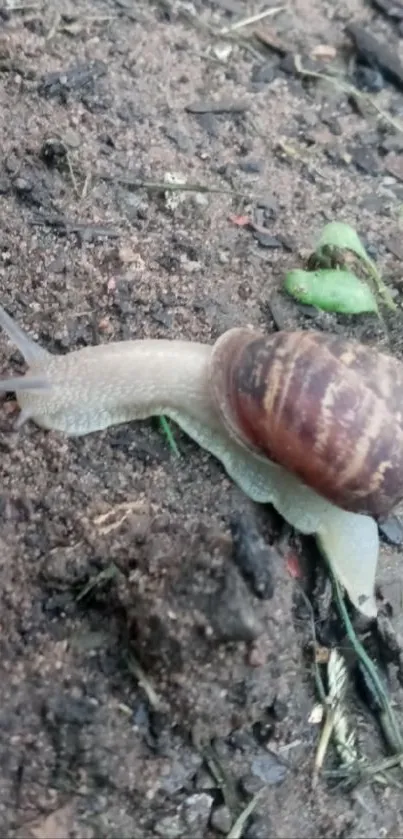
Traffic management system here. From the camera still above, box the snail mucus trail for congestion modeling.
[1,302,400,618]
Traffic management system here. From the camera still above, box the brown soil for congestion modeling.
[1,1,403,837]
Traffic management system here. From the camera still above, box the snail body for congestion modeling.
[1,303,399,617]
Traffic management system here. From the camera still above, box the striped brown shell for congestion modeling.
[209,327,403,518]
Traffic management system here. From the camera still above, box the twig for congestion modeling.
[220,6,284,34]
[126,652,164,710]
[46,10,61,40]
[76,563,119,602]
[227,789,265,839]
[100,174,248,199]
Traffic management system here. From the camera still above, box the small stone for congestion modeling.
[196,112,219,137]
[251,62,277,84]
[208,565,263,642]
[253,230,282,248]
[256,194,279,216]
[63,128,81,148]
[153,815,183,839]
[5,153,19,175]
[311,43,337,61]
[194,768,216,790]
[14,176,32,193]
[251,753,287,785]
[166,125,194,153]
[210,805,232,835]
[182,793,213,834]
[230,514,275,600]
[239,160,262,174]
[381,132,403,153]
[48,257,66,274]
[245,816,273,839]
[353,64,384,92]
[349,145,381,175]
[193,192,209,207]
[240,773,265,796]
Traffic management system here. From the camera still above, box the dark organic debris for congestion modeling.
[185,99,248,114]
[253,227,282,248]
[347,23,403,91]
[207,564,264,642]
[38,60,107,100]
[230,514,275,600]
[240,752,288,793]
[253,26,289,56]
[370,0,403,20]
[40,138,69,167]
[251,61,278,84]
[353,64,384,93]
[349,145,382,176]
[11,167,57,213]
[31,215,120,241]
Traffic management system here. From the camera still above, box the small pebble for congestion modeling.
[208,565,263,642]
[251,62,277,84]
[182,793,213,833]
[210,805,233,835]
[241,753,287,795]
[230,514,276,600]
[153,815,183,839]
[349,145,381,176]
[239,160,263,174]
[245,816,273,839]
[353,64,384,93]
[254,230,282,249]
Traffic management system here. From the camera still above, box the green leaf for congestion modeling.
[316,221,371,266]
[159,415,181,458]
[284,268,379,315]
[314,222,396,310]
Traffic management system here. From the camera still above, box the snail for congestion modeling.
[1,303,400,618]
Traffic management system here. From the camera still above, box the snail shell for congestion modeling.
[210,327,403,519]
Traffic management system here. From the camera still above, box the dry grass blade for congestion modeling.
[76,563,119,602]
[100,174,248,199]
[227,789,266,839]
[220,7,285,34]
[126,652,165,710]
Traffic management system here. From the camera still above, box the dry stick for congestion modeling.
[100,174,248,199]
[219,6,285,35]
[227,789,266,839]
[126,653,164,711]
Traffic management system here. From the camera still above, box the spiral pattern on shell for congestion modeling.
[210,327,403,518]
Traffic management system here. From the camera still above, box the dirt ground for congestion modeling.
[3,0,403,836]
